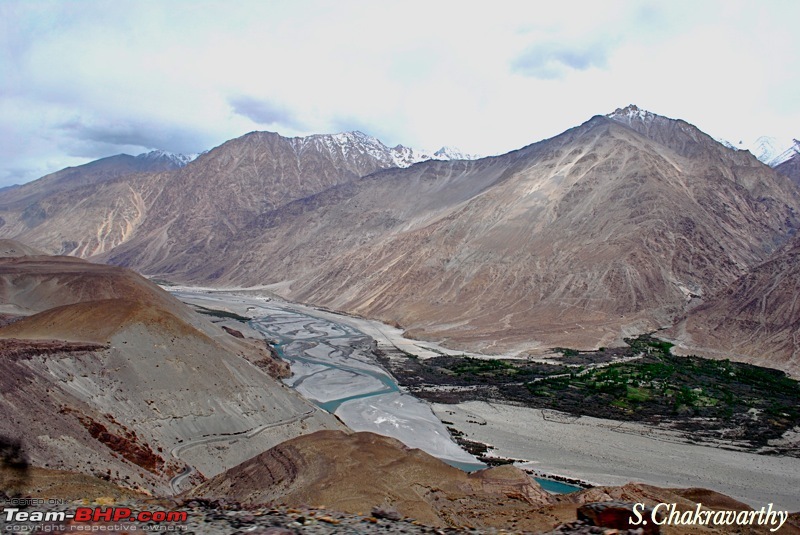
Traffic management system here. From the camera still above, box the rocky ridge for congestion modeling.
[3,459,798,534]
[112,108,800,374]
[0,131,472,259]
[667,234,800,375]
[775,148,800,186]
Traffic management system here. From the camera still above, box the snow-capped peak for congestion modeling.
[432,146,481,161]
[606,104,660,125]
[291,131,478,169]
[389,144,480,167]
[746,136,799,167]
[719,136,800,167]
[136,149,199,167]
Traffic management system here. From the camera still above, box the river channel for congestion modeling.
[174,290,582,493]
[245,302,483,467]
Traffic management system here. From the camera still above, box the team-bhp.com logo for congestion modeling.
[3,506,188,531]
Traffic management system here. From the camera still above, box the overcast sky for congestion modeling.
[1,0,798,186]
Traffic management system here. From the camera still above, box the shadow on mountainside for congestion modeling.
[0,435,30,498]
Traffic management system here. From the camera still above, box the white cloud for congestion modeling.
[1,0,799,186]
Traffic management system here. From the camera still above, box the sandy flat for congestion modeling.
[295,367,387,403]
[337,392,480,465]
[274,300,492,359]
[432,401,800,510]
[281,360,328,388]
[173,288,502,359]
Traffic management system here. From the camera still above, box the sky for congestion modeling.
[1,0,799,186]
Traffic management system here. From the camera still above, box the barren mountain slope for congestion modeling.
[0,244,339,494]
[0,153,177,208]
[97,131,425,275]
[104,148,527,280]
[0,239,45,257]
[0,131,419,261]
[190,429,555,530]
[666,235,800,376]
[776,151,800,187]
[607,105,798,201]
[0,154,184,257]
[49,109,800,368]
[133,114,800,356]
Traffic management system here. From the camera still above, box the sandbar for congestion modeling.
[432,400,800,510]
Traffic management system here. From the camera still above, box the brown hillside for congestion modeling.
[776,151,800,187]
[0,298,199,344]
[667,235,800,377]
[190,429,554,530]
[187,115,799,360]
[0,154,176,257]
[0,241,339,495]
[0,239,46,257]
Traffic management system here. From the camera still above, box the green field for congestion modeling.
[378,334,800,453]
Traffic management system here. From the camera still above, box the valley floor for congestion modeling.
[169,287,800,512]
[432,401,800,511]
[171,288,479,465]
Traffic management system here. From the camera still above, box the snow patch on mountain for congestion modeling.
[713,137,800,167]
[290,131,478,169]
[607,104,653,123]
[136,149,199,168]
[609,106,798,169]
[744,137,799,167]
[390,144,481,167]
[605,104,697,137]
[433,146,481,161]
[716,138,740,151]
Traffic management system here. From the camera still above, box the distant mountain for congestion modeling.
[0,153,178,205]
[0,151,199,256]
[299,131,477,169]
[744,136,798,167]
[97,129,466,273]
[433,145,481,160]
[4,110,800,372]
[135,149,200,168]
[0,150,195,208]
[0,183,21,194]
[667,235,800,376]
[97,107,800,373]
[715,135,800,168]
[388,143,480,166]
[0,131,457,257]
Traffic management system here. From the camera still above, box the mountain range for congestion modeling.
[1,106,799,376]
[2,105,800,531]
